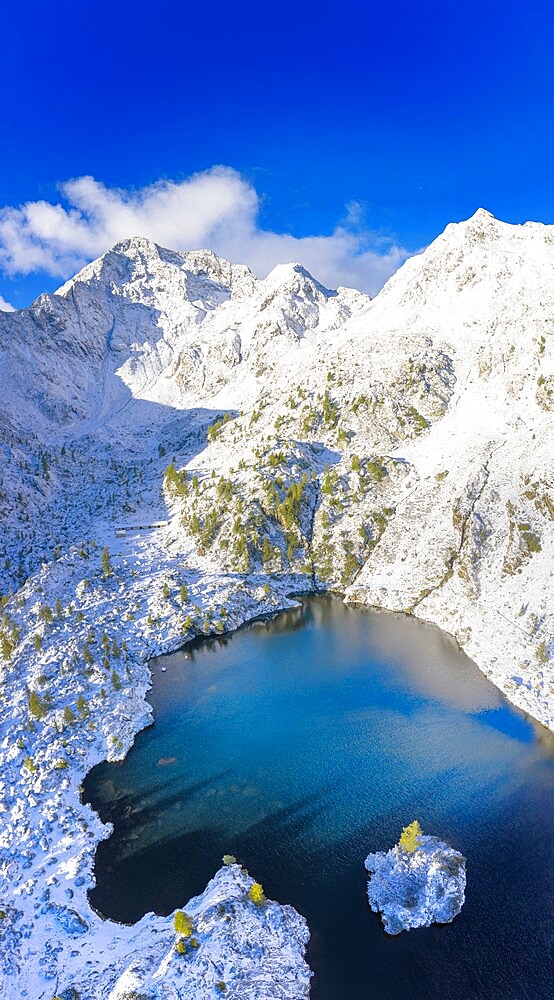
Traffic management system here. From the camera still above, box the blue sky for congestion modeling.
[1,0,553,307]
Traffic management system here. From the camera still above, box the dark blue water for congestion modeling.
[84,596,554,1000]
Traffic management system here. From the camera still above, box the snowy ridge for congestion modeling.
[0,210,553,998]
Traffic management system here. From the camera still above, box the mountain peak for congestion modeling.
[55,240,256,301]
[110,235,159,255]
[467,207,496,223]
[261,261,335,299]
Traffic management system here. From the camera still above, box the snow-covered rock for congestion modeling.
[107,864,311,1000]
[365,835,466,934]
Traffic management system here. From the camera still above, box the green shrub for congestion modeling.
[366,459,386,481]
[407,405,428,432]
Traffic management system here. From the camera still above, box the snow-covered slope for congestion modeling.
[0,210,553,999]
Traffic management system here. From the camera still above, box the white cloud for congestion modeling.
[0,294,15,311]
[0,167,410,295]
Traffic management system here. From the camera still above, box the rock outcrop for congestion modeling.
[108,864,311,1000]
[365,835,466,935]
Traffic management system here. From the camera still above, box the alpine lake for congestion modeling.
[83,596,554,1000]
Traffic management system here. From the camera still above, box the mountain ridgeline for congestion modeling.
[1,209,553,731]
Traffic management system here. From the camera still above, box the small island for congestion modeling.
[365,821,466,935]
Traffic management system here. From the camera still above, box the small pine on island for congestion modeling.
[365,822,466,935]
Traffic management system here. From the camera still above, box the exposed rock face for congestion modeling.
[365,835,466,935]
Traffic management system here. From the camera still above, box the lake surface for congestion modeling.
[84,596,554,999]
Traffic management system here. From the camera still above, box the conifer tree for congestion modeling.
[164,460,177,484]
[29,690,47,719]
[1,633,13,660]
[248,882,266,906]
[262,538,273,566]
[173,910,194,936]
[39,605,53,624]
[399,820,423,853]
[101,546,113,578]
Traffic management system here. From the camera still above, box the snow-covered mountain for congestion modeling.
[0,209,552,999]
[2,240,365,434]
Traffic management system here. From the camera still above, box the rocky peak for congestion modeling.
[374,208,554,334]
[260,261,333,297]
[56,240,256,305]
